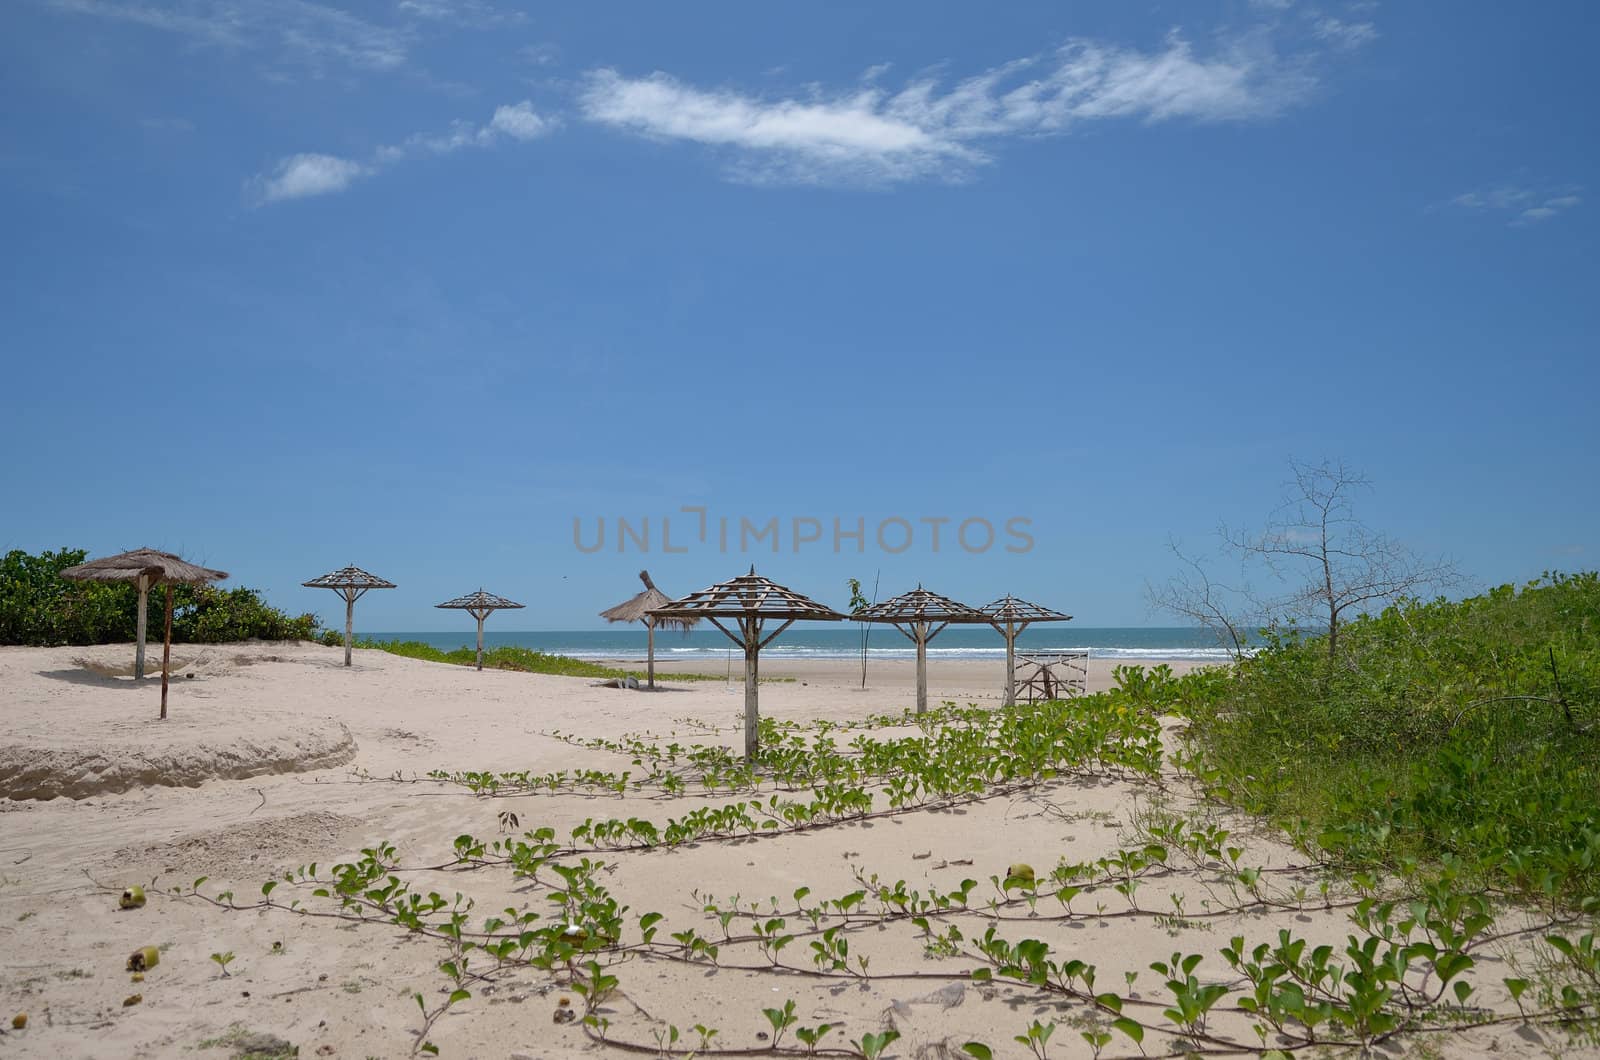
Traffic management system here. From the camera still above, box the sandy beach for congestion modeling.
[0,641,1567,1058]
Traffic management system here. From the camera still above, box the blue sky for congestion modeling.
[1,0,1595,631]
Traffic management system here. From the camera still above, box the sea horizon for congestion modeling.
[359,626,1245,663]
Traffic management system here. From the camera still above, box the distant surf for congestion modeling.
[367,628,1244,663]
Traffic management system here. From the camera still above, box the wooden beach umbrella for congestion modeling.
[853,586,989,715]
[436,589,524,671]
[302,566,396,667]
[649,567,846,760]
[59,547,228,720]
[978,595,1073,707]
[598,569,698,690]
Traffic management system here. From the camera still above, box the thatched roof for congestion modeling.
[979,594,1073,625]
[853,585,987,624]
[599,570,698,631]
[437,589,524,612]
[60,548,228,587]
[650,567,847,623]
[303,566,396,591]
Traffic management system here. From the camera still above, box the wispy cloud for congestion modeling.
[1311,16,1378,49]
[46,0,415,74]
[579,30,1324,186]
[395,0,525,28]
[252,101,553,204]
[1448,183,1583,226]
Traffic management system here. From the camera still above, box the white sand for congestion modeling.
[0,642,1574,1058]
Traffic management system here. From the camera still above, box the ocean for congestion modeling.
[366,627,1240,663]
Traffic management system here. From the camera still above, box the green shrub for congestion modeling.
[0,547,326,646]
[1181,572,1600,897]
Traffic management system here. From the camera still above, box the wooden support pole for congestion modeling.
[343,591,355,667]
[475,612,486,671]
[1003,619,1016,707]
[135,575,149,680]
[743,618,760,761]
[646,619,656,689]
[915,620,928,714]
[160,584,173,720]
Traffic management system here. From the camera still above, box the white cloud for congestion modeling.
[259,153,367,201]
[579,32,1318,186]
[489,101,550,141]
[1448,182,1582,226]
[254,100,553,204]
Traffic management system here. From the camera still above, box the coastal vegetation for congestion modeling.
[166,576,1600,1056]
[1176,571,1600,897]
[0,547,321,646]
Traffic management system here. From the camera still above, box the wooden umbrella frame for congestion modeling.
[303,566,397,667]
[977,595,1074,707]
[649,567,845,760]
[852,586,989,714]
[436,589,524,670]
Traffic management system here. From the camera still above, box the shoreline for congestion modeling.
[596,653,1213,697]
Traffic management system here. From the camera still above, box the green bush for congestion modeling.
[1180,572,1600,897]
[0,548,134,646]
[0,547,326,646]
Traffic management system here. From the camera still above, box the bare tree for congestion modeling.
[1145,538,1263,661]
[1153,460,1458,663]
[1231,460,1458,661]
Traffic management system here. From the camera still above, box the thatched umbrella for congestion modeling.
[853,586,989,714]
[59,548,228,719]
[436,589,524,671]
[978,595,1073,707]
[649,567,846,760]
[303,566,397,668]
[598,569,698,689]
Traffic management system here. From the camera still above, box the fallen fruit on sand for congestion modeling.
[1007,862,1036,883]
[131,973,145,983]
[127,946,160,972]
[11,1014,25,1030]
[122,994,142,1007]
[119,885,146,909]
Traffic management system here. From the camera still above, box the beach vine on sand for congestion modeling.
[148,639,1600,1057]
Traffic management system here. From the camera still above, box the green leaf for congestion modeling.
[961,1043,993,1060]
[1111,1017,1143,1044]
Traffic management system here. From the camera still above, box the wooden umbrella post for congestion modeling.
[914,621,928,714]
[343,589,357,667]
[160,584,173,721]
[645,619,656,689]
[743,616,760,760]
[1004,619,1018,707]
[135,574,149,680]
[475,609,486,671]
